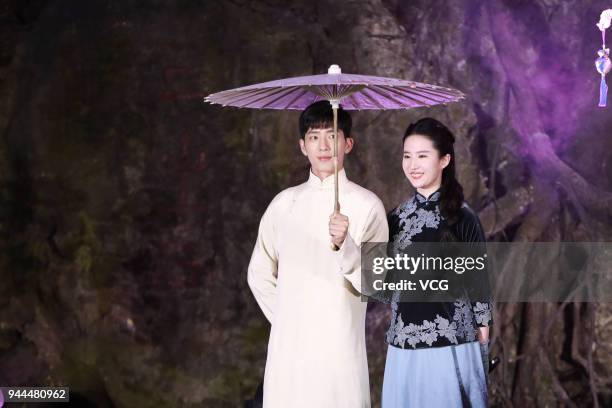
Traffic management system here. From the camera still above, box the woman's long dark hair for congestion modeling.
[403,117,464,225]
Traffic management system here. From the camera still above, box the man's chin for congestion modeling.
[313,164,335,172]
[310,167,337,178]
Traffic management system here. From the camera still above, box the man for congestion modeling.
[247,100,388,407]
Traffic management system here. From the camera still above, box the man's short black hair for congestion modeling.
[298,100,352,139]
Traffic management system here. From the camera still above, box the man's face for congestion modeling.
[299,127,354,179]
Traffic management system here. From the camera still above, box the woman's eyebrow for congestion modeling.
[403,150,431,153]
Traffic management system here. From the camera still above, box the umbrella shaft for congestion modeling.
[333,106,339,214]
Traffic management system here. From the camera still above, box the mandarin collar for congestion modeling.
[414,188,441,206]
[307,168,348,189]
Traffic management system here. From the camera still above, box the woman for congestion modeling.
[382,118,493,407]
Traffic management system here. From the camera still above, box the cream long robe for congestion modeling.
[248,169,388,408]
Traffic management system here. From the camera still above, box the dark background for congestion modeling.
[1,0,612,406]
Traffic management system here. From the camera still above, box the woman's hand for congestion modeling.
[477,326,489,344]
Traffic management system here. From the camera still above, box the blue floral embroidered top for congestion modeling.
[386,188,493,349]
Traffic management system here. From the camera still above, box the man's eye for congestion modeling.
[418,155,427,158]
[403,155,410,159]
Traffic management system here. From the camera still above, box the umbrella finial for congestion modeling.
[328,64,342,75]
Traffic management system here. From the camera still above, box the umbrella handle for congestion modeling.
[331,102,340,251]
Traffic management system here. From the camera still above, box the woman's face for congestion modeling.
[402,134,450,191]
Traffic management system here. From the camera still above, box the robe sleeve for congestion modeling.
[457,208,493,328]
[336,198,388,294]
[247,197,280,323]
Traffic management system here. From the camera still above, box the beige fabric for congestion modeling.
[248,169,388,408]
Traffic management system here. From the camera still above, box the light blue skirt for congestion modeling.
[382,342,488,408]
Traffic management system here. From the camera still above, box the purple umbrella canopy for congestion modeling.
[205,65,465,249]
[204,64,465,110]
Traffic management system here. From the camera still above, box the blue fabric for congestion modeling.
[600,77,608,107]
[382,342,487,408]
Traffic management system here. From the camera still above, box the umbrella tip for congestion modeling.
[328,64,341,75]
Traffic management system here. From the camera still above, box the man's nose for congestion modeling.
[318,136,331,150]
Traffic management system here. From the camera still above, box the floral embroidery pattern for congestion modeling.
[386,192,493,349]
[453,299,477,342]
[391,195,441,252]
[473,302,492,326]
[387,296,480,349]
